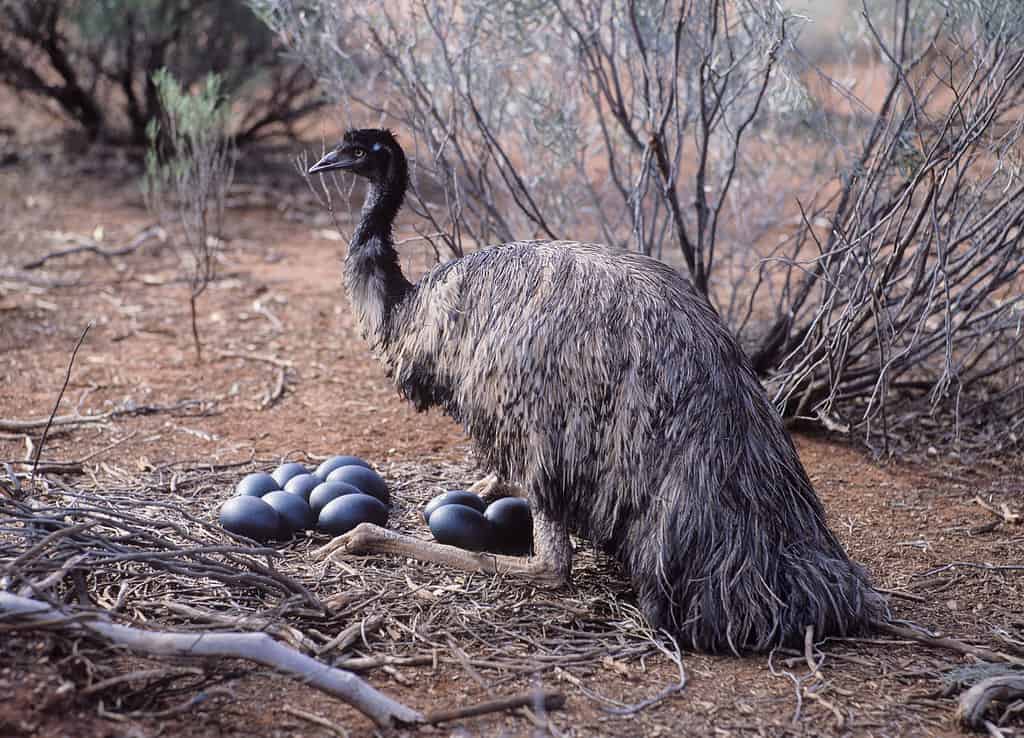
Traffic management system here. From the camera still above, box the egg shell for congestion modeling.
[219,496,281,543]
[314,455,373,480]
[325,465,389,506]
[484,497,533,555]
[283,473,322,501]
[423,490,485,523]
[263,490,315,536]
[309,481,363,516]
[317,493,389,535]
[235,472,280,498]
[272,462,309,487]
[428,504,493,552]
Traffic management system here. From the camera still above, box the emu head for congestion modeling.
[308,128,403,186]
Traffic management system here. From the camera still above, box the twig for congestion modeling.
[30,323,91,487]
[874,586,927,603]
[260,367,288,410]
[80,666,206,696]
[316,614,384,657]
[422,690,565,725]
[0,593,422,728]
[974,496,1021,525]
[22,225,164,270]
[281,705,349,737]
[0,399,213,433]
[216,350,294,369]
[875,621,1024,667]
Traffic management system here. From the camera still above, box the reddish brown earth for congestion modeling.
[1,117,1023,738]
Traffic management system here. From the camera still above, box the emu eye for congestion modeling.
[353,148,366,159]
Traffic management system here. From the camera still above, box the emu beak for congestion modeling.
[308,149,346,174]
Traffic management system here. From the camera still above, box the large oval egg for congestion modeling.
[220,496,281,543]
[309,481,363,516]
[271,462,309,488]
[325,465,389,506]
[314,455,373,480]
[263,490,315,536]
[235,472,280,498]
[484,497,533,555]
[428,504,492,552]
[283,473,322,501]
[423,490,485,523]
[317,493,388,535]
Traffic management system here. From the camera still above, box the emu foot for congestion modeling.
[468,473,524,504]
[315,523,568,588]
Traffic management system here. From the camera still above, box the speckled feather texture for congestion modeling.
[330,129,884,654]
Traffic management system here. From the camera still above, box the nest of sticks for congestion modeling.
[0,455,682,728]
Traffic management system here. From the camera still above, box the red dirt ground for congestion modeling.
[1,117,1023,738]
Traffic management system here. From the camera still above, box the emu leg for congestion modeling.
[316,514,572,588]
[468,473,524,503]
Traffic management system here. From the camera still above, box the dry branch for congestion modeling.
[30,323,91,485]
[0,593,423,728]
[22,226,164,270]
[876,622,1024,668]
[0,399,216,434]
[957,675,1024,731]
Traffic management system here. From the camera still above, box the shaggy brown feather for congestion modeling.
[310,128,884,654]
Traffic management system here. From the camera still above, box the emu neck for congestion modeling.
[345,166,413,348]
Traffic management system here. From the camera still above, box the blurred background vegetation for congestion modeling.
[0,0,321,145]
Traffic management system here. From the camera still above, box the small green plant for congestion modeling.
[144,69,235,364]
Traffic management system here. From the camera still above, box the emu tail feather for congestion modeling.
[628,478,886,654]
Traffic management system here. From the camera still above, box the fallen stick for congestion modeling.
[422,690,565,725]
[875,621,1024,667]
[1,594,566,729]
[956,674,1024,730]
[22,225,164,270]
[0,399,213,433]
[0,593,422,728]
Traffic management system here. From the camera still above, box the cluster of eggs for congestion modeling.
[423,490,533,556]
[219,455,389,542]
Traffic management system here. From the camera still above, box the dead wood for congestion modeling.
[0,593,423,728]
[22,225,164,270]
[957,675,1024,731]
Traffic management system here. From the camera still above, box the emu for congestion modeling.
[309,128,883,654]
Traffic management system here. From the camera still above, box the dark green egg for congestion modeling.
[263,490,315,536]
[283,473,322,501]
[428,504,492,552]
[309,481,363,516]
[485,497,533,556]
[325,465,389,506]
[220,496,281,542]
[314,455,373,480]
[272,462,309,487]
[423,490,485,523]
[235,472,280,498]
[317,493,388,536]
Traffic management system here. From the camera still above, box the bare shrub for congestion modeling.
[0,0,322,144]
[256,0,1024,456]
[144,69,235,365]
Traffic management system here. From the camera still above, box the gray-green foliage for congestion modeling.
[260,0,1024,455]
[144,69,235,363]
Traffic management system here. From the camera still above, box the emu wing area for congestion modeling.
[387,240,775,533]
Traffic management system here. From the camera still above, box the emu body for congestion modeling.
[310,129,882,654]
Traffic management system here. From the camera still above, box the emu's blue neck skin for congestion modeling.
[344,155,413,346]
